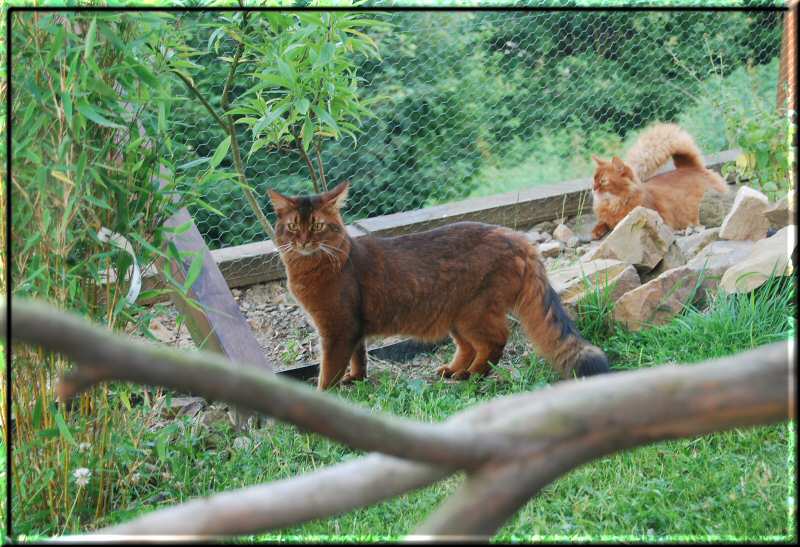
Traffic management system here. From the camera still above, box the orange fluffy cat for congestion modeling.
[590,123,728,240]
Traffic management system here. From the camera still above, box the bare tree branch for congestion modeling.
[97,454,450,536]
[2,298,792,538]
[2,299,512,469]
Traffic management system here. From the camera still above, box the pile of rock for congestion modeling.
[541,186,795,331]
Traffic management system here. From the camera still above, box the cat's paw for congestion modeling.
[436,365,454,378]
[450,370,471,381]
[341,372,366,384]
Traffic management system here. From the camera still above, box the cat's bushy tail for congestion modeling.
[625,123,727,193]
[512,247,610,379]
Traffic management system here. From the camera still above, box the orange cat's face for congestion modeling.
[268,182,349,257]
[591,155,637,196]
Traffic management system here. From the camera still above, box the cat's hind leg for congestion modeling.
[437,330,476,379]
[452,313,508,380]
[341,340,367,384]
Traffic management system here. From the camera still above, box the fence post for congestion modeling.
[777,0,796,113]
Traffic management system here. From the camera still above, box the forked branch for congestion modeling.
[1,298,793,538]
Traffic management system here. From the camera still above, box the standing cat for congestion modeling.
[268,182,609,390]
[591,123,728,239]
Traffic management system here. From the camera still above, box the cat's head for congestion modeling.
[267,182,349,257]
[591,155,637,195]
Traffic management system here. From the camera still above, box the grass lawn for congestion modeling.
[12,277,795,542]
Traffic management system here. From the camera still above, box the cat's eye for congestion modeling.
[286,222,299,232]
[311,222,325,232]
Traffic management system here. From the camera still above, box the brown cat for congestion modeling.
[268,182,609,390]
[591,123,728,240]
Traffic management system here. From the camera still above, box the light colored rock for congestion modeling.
[563,264,641,316]
[719,186,770,241]
[526,230,548,243]
[675,228,720,260]
[699,185,737,227]
[538,240,563,257]
[553,223,575,243]
[533,220,556,233]
[582,206,674,270]
[719,225,796,294]
[569,212,598,241]
[549,259,630,303]
[566,236,581,249]
[232,436,253,451]
[147,318,174,344]
[644,241,687,282]
[764,190,796,231]
[613,266,707,331]
[686,240,756,277]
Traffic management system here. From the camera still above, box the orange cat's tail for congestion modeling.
[513,248,609,379]
[625,123,727,192]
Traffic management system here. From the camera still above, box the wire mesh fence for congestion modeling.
[166,9,784,284]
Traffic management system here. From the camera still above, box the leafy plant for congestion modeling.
[6,11,208,531]
[229,9,387,192]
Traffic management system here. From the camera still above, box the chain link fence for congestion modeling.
[166,9,783,284]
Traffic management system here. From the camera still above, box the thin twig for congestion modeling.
[292,127,320,193]
[315,141,328,191]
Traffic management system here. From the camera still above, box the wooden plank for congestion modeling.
[133,148,740,302]
[159,206,277,372]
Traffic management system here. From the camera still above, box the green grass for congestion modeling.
[12,277,796,541]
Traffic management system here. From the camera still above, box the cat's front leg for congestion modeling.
[317,334,358,390]
[341,340,367,384]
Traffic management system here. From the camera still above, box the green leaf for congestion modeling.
[182,253,204,293]
[301,116,314,153]
[62,92,73,127]
[77,102,124,129]
[253,104,288,136]
[83,17,97,62]
[177,157,210,171]
[53,407,76,447]
[208,135,231,169]
[313,105,340,137]
[295,97,310,115]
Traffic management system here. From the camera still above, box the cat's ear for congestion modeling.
[592,155,606,166]
[322,181,349,211]
[267,188,296,215]
[611,156,627,173]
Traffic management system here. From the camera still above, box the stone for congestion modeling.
[675,228,720,261]
[699,185,737,227]
[719,225,796,294]
[569,212,598,241]
[563,264,641,317]
[764,190,796,231]
[645,241,688,282]
[553,223,575,243]
[566,236,581,249]
[582,206,674,270]
[533,220,556,233]
[613,266,707,331]
[166,396,207,419]
[686,240,756,277]
[549,259,631,303]
[719,186,770,241]
[526,230,548,243]
[147,318,174,344]
[538,240,563,257]
[232,436,253,451]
